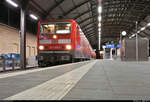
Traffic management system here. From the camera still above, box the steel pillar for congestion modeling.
[136,21,138,61]
[96,49,100,59]
[20,0,28,69]
[120,32,122,59]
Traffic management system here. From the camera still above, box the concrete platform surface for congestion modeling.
[0,60,150,100]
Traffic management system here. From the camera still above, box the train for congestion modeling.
[37,19,96,67]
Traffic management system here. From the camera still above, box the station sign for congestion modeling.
[116,44,120,48]
[106,44,115,48]
[105,44,120,48]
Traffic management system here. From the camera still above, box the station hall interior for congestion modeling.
[0,0,150,100]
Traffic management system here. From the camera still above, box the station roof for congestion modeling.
[21,0,99,49]
[102,0,150,44]
[1,0,150,49]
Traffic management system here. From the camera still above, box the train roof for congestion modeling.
[39,19,76,24]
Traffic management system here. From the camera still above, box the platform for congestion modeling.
[0,60,150,100]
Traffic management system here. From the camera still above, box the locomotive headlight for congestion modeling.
[53,35,57,39]
[66,45,72,50]
[39,45,44,50]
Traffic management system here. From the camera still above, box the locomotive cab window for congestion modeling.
[40,24,55,34]
[56,23,71,34]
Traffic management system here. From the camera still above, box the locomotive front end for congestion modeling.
[37,21,74,66]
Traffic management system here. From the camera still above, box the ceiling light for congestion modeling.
[99,32,101,35]
[56,30,70,34]
[147,23,150,26]
[98,28,101,31]
[131,34,135,37]
[48,25,54,27]
[6,0,18,7]
[44,25,48,28]
[98,16,102,21]
[98,6,102,13]
[98,23,101,27]
[141,27,146,31]
[129,37,132,39]
[30,14,38,20]
[67,24,71,26]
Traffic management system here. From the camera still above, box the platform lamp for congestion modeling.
[120,31,127,44]
[120,31,127,58]
[135,21,138,61]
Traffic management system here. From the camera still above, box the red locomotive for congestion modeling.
[37,19,96,66]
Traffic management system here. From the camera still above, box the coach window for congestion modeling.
[40,24,55,34]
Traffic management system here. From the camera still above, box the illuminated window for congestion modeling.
[40,24,55,34]
[40,22,72,34]
[56,23,71,34]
